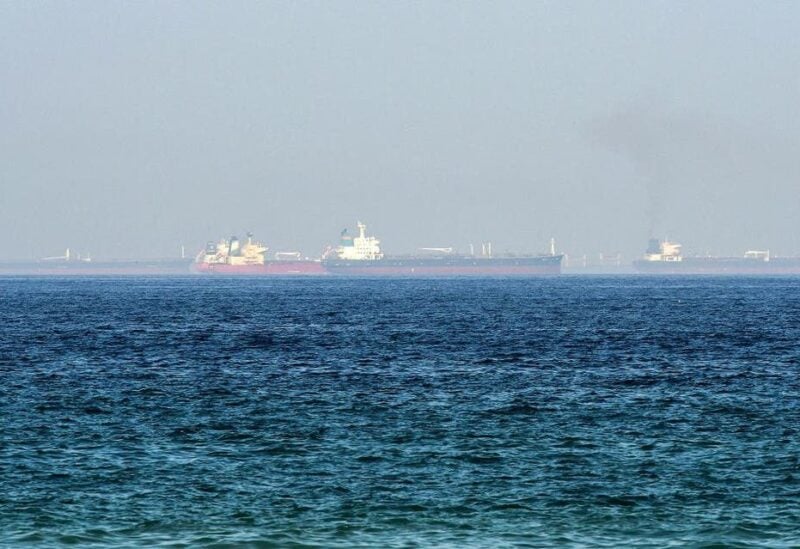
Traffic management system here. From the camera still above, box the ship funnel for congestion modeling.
[228,236,241,257]
[549,238,556,256]
[646,238,661,255]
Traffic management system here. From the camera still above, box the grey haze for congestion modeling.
[1,1,798,260]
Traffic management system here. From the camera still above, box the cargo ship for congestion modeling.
[0,248,193,276]
[193,233,324,275]
[321,222,562,276]
[633,239,800,274]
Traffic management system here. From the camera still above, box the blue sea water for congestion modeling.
[2,276,800,547]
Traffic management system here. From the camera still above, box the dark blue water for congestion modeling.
[2,277,800,547]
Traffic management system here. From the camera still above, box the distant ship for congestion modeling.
[193,233,324,275]
[633,238,800,274]
[321,222,562,276]
[0,248,193,275]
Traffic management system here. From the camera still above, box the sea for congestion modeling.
[2,276,799,547]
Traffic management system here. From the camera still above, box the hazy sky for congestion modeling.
[1,1,799,260]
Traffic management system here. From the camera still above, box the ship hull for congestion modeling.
[323,255,562,276]
[633,257,800,275]
[193,260,326,275]
[0,259,194,276]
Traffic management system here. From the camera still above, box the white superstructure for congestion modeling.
[644,239,683,262]
[197,233,267,265]
[333,222,384,261]
[744,250,770,261]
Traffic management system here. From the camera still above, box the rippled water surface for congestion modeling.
[2,276,800,547]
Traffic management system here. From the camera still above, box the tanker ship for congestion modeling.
[0,248,193,275]
[193,233,324,275]
[633,239,800,274]
[322,222,562,276]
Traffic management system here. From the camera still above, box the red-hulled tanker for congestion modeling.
[193,234,325,275]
